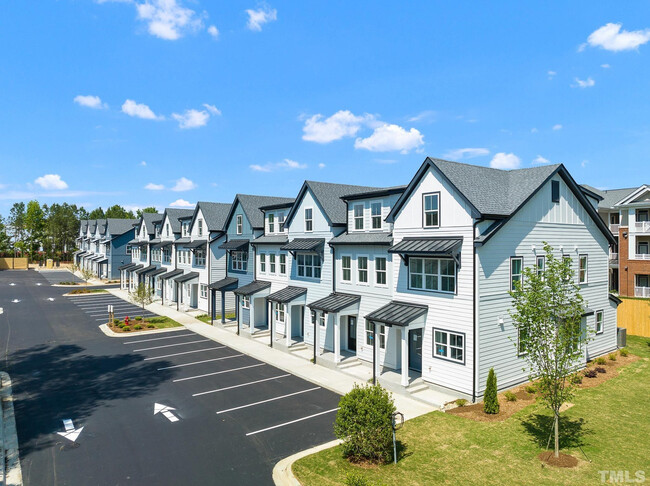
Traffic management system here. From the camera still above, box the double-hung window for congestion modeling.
[278,213,286,232]
[518,327,528,355]
[536,256,545,277]
[231,251,247,271]
[365,320,373,345]
[269,253,276,274]
[319,312,326,327]
[259,253,266,273]
[242,296,250,309]
[194,248,205,266]
[595,310,604,334]
[279,254,286,275]
[434,329,464,362]
[357,256,368,283]
[579,255,588,284]
[563,256,572,281]
[268,214,275,233]
[354,204,364,230]
[236,215,243,235]
[305,208,313,232]
[297,253,321,278]
[375,257,387,285]
[342,256,351,282]
[198,220,203,237]
[510,257,523,290]
[371,202,382,229]
[423,193,440,228]
[200,284,207,299]
[274,302,285,323]
[378,325,386,349]
[409,258,456,293]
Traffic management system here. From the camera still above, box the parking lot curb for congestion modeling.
[98,323,187,338]
[0,372,23,486]
[272,439,340,486]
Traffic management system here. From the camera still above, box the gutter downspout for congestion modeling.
[472,220,479,403]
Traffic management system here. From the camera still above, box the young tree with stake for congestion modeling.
[131,283,154,309]
[509,243,589,459]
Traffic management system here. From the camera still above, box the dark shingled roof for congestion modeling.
[135,265,157,275]
[309,293,360,313]
[141,212,163,235]
[185,239,207,249]
[194,201,232,232]
[234,194,295,229]
[580,185,639,209]
[175,271,199,283]
[218,239,249,250]
[209,277,239,290]
[329,232,393,246]
[88,220,97,234]
[267,286,307,303]
[159,269,184,280]
[162,208,195,234]
[341,185,407,201]
[148,267,168,277]
[174,237,191,244]
[106,218,139,236]
[365,301,428,327]
[252,235,289,246]
[389,237,463,256]
[80,220,88,233]
[233,280,271,296]
[281,238,325,251]
[128,264,143,273]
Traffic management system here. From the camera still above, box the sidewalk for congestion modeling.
[1,372,23,486]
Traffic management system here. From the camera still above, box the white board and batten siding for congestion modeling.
[391,168,475,396]
[477,175,617,396]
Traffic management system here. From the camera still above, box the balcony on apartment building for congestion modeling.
[635,286,650,298]
[633,220,650,234]
[609,223,620,234]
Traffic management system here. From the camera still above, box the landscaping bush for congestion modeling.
[608,353,617,361]
[570,374,583,385]
[134,324,142,330]
[584,369,597,378]
[118,323,125,328]
[122,326,131,332]
[525,385,536,394]
[504,391,517,402]
[620,348,629,357]
[455,399,468,407]
[113,318,120,324]
[147,323,155,329]
[595,366,606,374]
[595,357,607,365]
[334,384,396,464]
[483,368,499,414]
[135,316,142,321]
[345,472,374,486]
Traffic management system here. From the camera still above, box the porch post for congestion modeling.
[313,309,317,365]
[401,327,409,387]
[249,296,254,334]
[221,291,226,324]
[321,312,327,356]
[269,300,273,348]
[334,312,340,364]
[210,290,214,325]
[285,304,291,348]
[372,321,377,385]
[236,294,240,334]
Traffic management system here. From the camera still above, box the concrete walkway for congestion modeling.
[1,372,23,486]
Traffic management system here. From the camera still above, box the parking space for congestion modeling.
[66,292,158,322]
[39,269,83,285]
[124,330,341,440]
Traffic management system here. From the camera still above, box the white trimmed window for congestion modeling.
[236,215,243,235]
[279,254,286,275]
[371,202,382,229]
[274,302,286,323]
[423,193,440,228]
[268,214,275,233]
[596,310,604,334]
[269,253,276,274]
[297,253,321,278]
[242,295,250,309]
[278,213,286,232]
[198,219,203,237]
[319,312,326,327]
[409,258,455,293]
[365,320,373,345]
[200,284,207,299]
[379,324,386,349]
[163,248,171,263]
[579,255,588,284]
[260,253,266,273]
[342,256,351,282]
[375,257,387,285]
[510,257,523,291]
[518,326,528,355]
[354,204,364,230]
[194,248,205,266]
[305,208,313,232]
[536,256,545,277]
[358,256,368,283]
[434,329,464,362]
[231,251,247,271]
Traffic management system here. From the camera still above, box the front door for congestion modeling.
[408,328,423,372]
[347,316,357,351]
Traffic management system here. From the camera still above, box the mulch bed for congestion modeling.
[107,321,156,333]
[446,350,640,422]
[538,451,579,468]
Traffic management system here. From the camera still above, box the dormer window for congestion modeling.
[353,204,364,230]
[371,202,382,229]
[236,215,243,235]
[268,214,275,233]
[198,219,203,237]
[423,193,440,228]
[305,208,313,232]
[278,212,286,232]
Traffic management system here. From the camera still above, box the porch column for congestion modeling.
[269,300,274,347]
[334,313,340,364]
[249,297,255,334]
[321,312,327,356]
[228,292,232,326]
[285,304,291,348]
[401,327,409,387]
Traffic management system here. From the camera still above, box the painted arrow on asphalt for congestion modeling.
[57,419,84,443]
[11,299,20,304]
[154,403,179,422]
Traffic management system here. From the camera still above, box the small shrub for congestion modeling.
[483,368,499,414]
[525,385,536,394]
[134,324,142,330]
[334,384,396,464]
[113,318,120,324]
[595,366,606,374]
[570,374,583,385]
[122,326,131,332]
[608,353,617,361]
[504,391,517,402]
[345,472,373,486]
[135,316,142,321]
[583,369,597,378]
[147,323,155,329]
[455,398,468,407]
[620,348,629,357]
[118,323,125,328]
[595,357,607,365]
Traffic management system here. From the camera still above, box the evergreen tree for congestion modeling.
[483,368,499,414]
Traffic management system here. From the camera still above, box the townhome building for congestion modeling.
[209,194,294,328]
[77,219,98,271]
[76,218,137,280]
[583,184,650,298]
[156,208,194,306]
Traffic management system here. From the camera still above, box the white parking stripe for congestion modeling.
[173,363,265,382]
[143,346,226,360]
[133,339,209,352]
[77,303,139,308]
[216,387,321,414]
[123,333,195,344]
[192,374,291,396]
[157,354,244,370]
[88,312,156,317]
[245,408,339,436]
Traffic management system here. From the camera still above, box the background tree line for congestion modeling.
[0,202,157,261]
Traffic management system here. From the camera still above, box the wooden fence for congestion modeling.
[617,297,650,337]
[0,258,29,270]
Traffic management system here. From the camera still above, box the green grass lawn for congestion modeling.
[195,313,236,324]
[293,335,650,486]
[67,288,108,294]
[109,315,182,332]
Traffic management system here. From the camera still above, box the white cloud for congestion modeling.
[552,124,563,131]
[601,63,611,68]
[354,124,424,154]
[145,182,165,190]
[121,99,162,120]
[140,161,147,167]
[172,109,209,129]
[169,198,194,208]
[581,160,589,168]
[203,103,221,115]
[171,177,197,191]
[547,70,557,79]
[407,110,436,123]
[250,158,308,172]
[136,0,204,40]
[302,110,372,143]
[34,174,69,190]
[443,148,489,160]
[533,155,551,165]
[572,77,595,88]
[586,23,650,52]
[490,153,521,170]
[318,163,326,169]
[245,5,277,31]
[207,25,219,38]
[74,95,107,109]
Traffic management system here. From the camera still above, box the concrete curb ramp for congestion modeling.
[0,372,23,486]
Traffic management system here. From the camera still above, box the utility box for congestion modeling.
[617,327,627,348]
[46,259,54,269]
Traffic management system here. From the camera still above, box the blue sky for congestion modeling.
[1,1,649,214]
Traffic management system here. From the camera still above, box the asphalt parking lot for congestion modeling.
[67,292,159,322]
[39,269,83,285]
